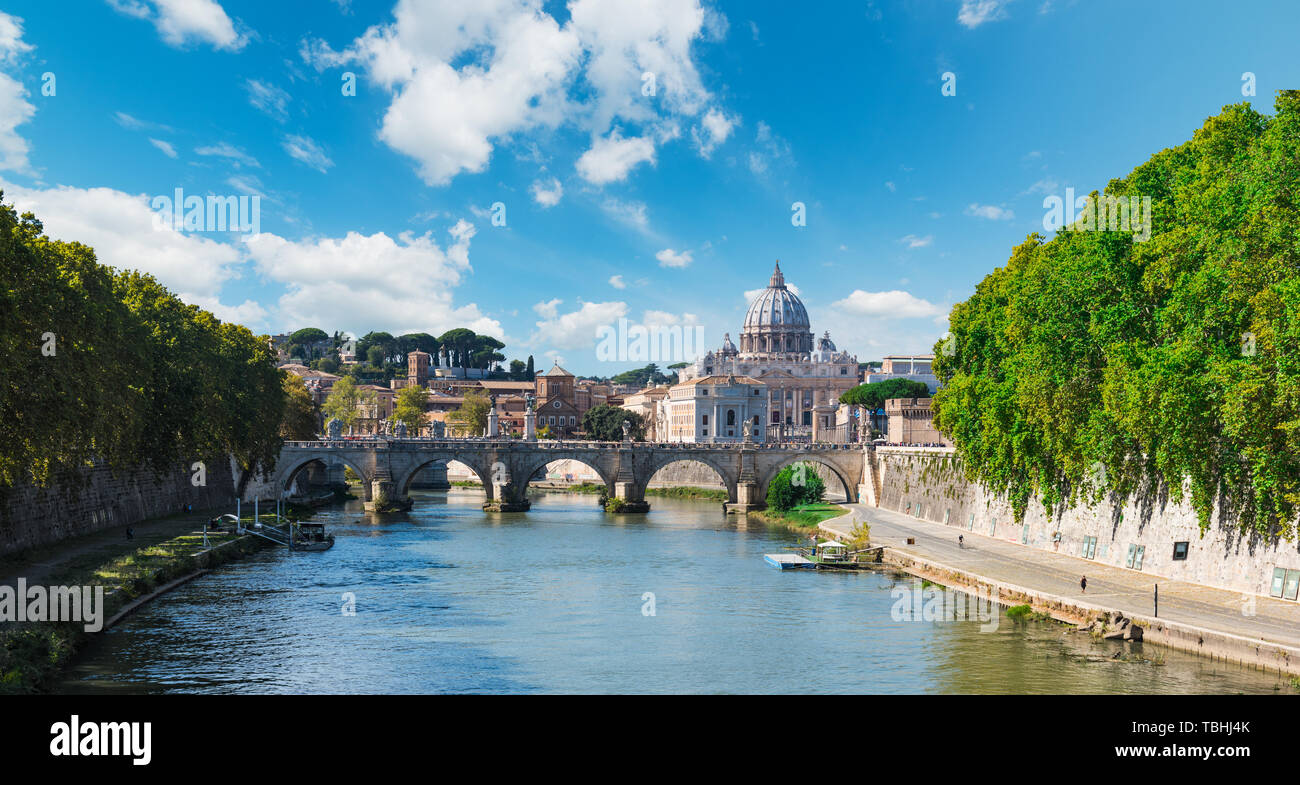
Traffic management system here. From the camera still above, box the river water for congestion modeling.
[60,490,1290,694]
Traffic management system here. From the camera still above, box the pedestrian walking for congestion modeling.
[958,534,964,549]
[1080,575,1087,593]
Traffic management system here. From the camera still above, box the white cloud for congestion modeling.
[693,107,734,157]
[533,298,563,319]
[529,299,628,350]
[747,120,791,176]
[643,309,699,325]
[655,248,692,268]
[530,177,563,207]
[195,142,260,168]
[899,234,933,248]
[246,220,504,339]
[148,138,178,158]
[885,181,896,192]
[599,197,649,232]
[576,130,655,184]
[0,178,243,301]
[282,134,333,173]
[108,0,247,51]
[246,79,290,121]
[833,289,944,319]
[957,0,1012,28]
[608,274,626,289]
[302,0,720,187]
[0,13,34,175]
[966,203,1014,220]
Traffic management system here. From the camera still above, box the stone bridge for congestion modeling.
[275,438,867,513]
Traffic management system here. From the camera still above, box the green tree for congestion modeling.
[437,328,476,370]
[932,92,1300,537]
[321,377,374,432]
[582,404,645,441]
[394,385,428,432]
[526,355,535,380]
[280,372,319,440]
[839,378,931,409]
[447,389,491,436]
[765,463,825,511]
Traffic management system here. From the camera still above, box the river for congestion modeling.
[59,490,1290,694]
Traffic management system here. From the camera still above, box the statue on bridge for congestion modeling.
[395,421,408,439]
[326,418,343,440]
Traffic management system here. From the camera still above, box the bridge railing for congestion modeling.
[283,438,864,451]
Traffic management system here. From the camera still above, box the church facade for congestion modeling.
[676,262,859,439]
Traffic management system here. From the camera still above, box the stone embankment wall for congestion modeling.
[0,457,238,557]
[874,447,1300,598]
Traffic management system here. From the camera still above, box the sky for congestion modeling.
[1,0,1298,376]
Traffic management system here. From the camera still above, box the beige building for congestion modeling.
[885,397,949,446]
[662,374,766,443]
[622,385,670,441]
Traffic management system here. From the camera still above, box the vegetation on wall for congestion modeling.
[933,93,1300,538]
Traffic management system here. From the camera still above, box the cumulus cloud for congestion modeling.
[301,0,719,187]
[530,177,563,207]
[966,203,1014,220]
[692,107,734,157]
[957,0,1012,28]
[529,299,628,350]
[0,12,34,175]
[107,0,247,51]
[655,248,692,268]
[608,274,626,289]
[246,220,503,338]
[833,289,944,319]
[576,130,655,184]
[899,234,933,248]
[0,178,244,301]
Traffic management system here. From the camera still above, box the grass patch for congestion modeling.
[645,486,729,501]
[751,503,848,529]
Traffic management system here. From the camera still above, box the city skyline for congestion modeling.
[1,1,1298,374]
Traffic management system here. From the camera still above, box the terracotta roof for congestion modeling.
[542,364,575,377]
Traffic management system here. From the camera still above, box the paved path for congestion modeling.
[821,503,1300,650]
[0,510,221,589]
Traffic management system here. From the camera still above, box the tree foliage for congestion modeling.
[0,196,286,488]
[582,404,645,441]
[394,385,427,432]
[766,463,826,511]
[280,372,319,440]
[321,377,374,431]
[447,389,491,436]
[839,378,931,409]
[933,93,1300,537]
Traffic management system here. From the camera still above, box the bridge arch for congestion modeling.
[396,454,492,497]
[757,455,856,504]
[278,453,373,502]
[516,452,615,494]
[640,452,737,501]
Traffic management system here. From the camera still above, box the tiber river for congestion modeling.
[60,490,1291,694]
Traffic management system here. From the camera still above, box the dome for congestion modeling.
[743,261,810,331]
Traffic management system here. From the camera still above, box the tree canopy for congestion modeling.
[933,92,1300,538]
[839,378,931,409]
[0,195,285,487]
[582,404,645,441]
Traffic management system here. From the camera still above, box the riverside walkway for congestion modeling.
[821,502,1300,673]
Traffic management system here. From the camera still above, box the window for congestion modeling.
[701,389,709,395]
[1287,569,1300,601]
[989,519,996,536]
[967,514,974,531]
[943,509,950,524]
[1270,568,1287,598]
[1133,546,1145,570]
[569,416,576,426]
[702,414,709,425]
[727,410,736,426]
[1126,544,1136,569]
[1172,541,1189,560]
[702,429,708,436]
[1020,523,1030,544]
[1082,536,1098,560]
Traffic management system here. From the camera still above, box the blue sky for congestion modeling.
[1,0,1298,375]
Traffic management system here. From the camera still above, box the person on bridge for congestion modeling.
[958,534,964,549]
[1080,576,1087,593]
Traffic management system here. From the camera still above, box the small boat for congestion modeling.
[764,553,814,570]
[292,522,335,551]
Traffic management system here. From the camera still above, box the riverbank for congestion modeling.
[820,502,1300,677]
[750,503,849,530]
[0,510,286,693]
